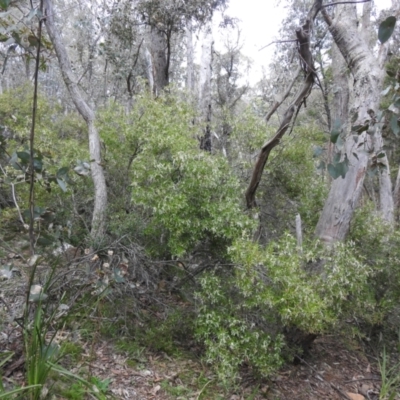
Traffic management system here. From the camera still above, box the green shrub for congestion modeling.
[349,204,400,324]
[195,233,374,383]
[99,92,254,256]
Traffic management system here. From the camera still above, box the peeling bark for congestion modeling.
[44,0,107,239]
[315,6,392,242]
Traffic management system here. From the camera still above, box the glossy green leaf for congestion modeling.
[378,16,397,44]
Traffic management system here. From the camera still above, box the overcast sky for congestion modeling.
[213,0,393,84]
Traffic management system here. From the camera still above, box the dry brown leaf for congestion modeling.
[346,393,365,400]
[151,384,161,395]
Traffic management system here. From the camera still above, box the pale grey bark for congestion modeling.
[144,46,154,94]
[198,21,213,151]
[372,132,394,224]
[394,167,400,219]
[185,18,195,92]
[316,5,392,242]
[44,0,107,239]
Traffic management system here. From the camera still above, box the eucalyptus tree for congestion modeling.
[135,0,228,94]
[213,26,250,154]
[316,1,398,241]
[44,0,107,240]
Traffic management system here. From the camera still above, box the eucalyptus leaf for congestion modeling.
[333,153,341,164]
[313,145,323,158]
[378,16,397,44]
[327,163,340,179]
[391,114,400,136]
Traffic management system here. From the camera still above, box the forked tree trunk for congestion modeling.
[316,5,393,242]
[44,0,107,239]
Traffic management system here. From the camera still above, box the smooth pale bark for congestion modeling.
[316,6,391,242]
[328,5,352,168]
[198,21,213,151]
[394,167,400,219]
[144,46,154,94]
[375,133,394,223]
[44,0,107,239]
[245,0,322,209]
[185,18,195,92]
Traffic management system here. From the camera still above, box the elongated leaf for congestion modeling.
[391,114,400,136]
[378,16,397,44]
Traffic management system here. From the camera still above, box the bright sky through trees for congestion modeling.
[219,0,392,84]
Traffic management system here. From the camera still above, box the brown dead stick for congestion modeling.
[4,355,25,377]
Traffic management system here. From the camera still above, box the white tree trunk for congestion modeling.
[185,18,195,92]
[198,21,213,151]
[144,46,154,94]
[316,6,392,242]
[44,0,107,239]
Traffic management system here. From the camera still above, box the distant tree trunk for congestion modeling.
[44,0,107,239]
[144,46,155,94]
[186,18,195,92]
[198,21,213,151]
[150,28,168,95]
[315,5,393,242]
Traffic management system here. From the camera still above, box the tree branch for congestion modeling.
[245,0,322,209]
[321,0,371,8]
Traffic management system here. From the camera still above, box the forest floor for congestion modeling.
[0,243,398,400]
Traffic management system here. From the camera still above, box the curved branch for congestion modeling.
[245,0,322,209]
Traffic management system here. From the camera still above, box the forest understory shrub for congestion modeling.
[99,91,254,257]
[194,233,381,384]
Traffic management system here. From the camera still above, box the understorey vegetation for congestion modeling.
[1,0,400,399]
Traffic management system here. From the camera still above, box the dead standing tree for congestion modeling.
[245,0,322,209]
